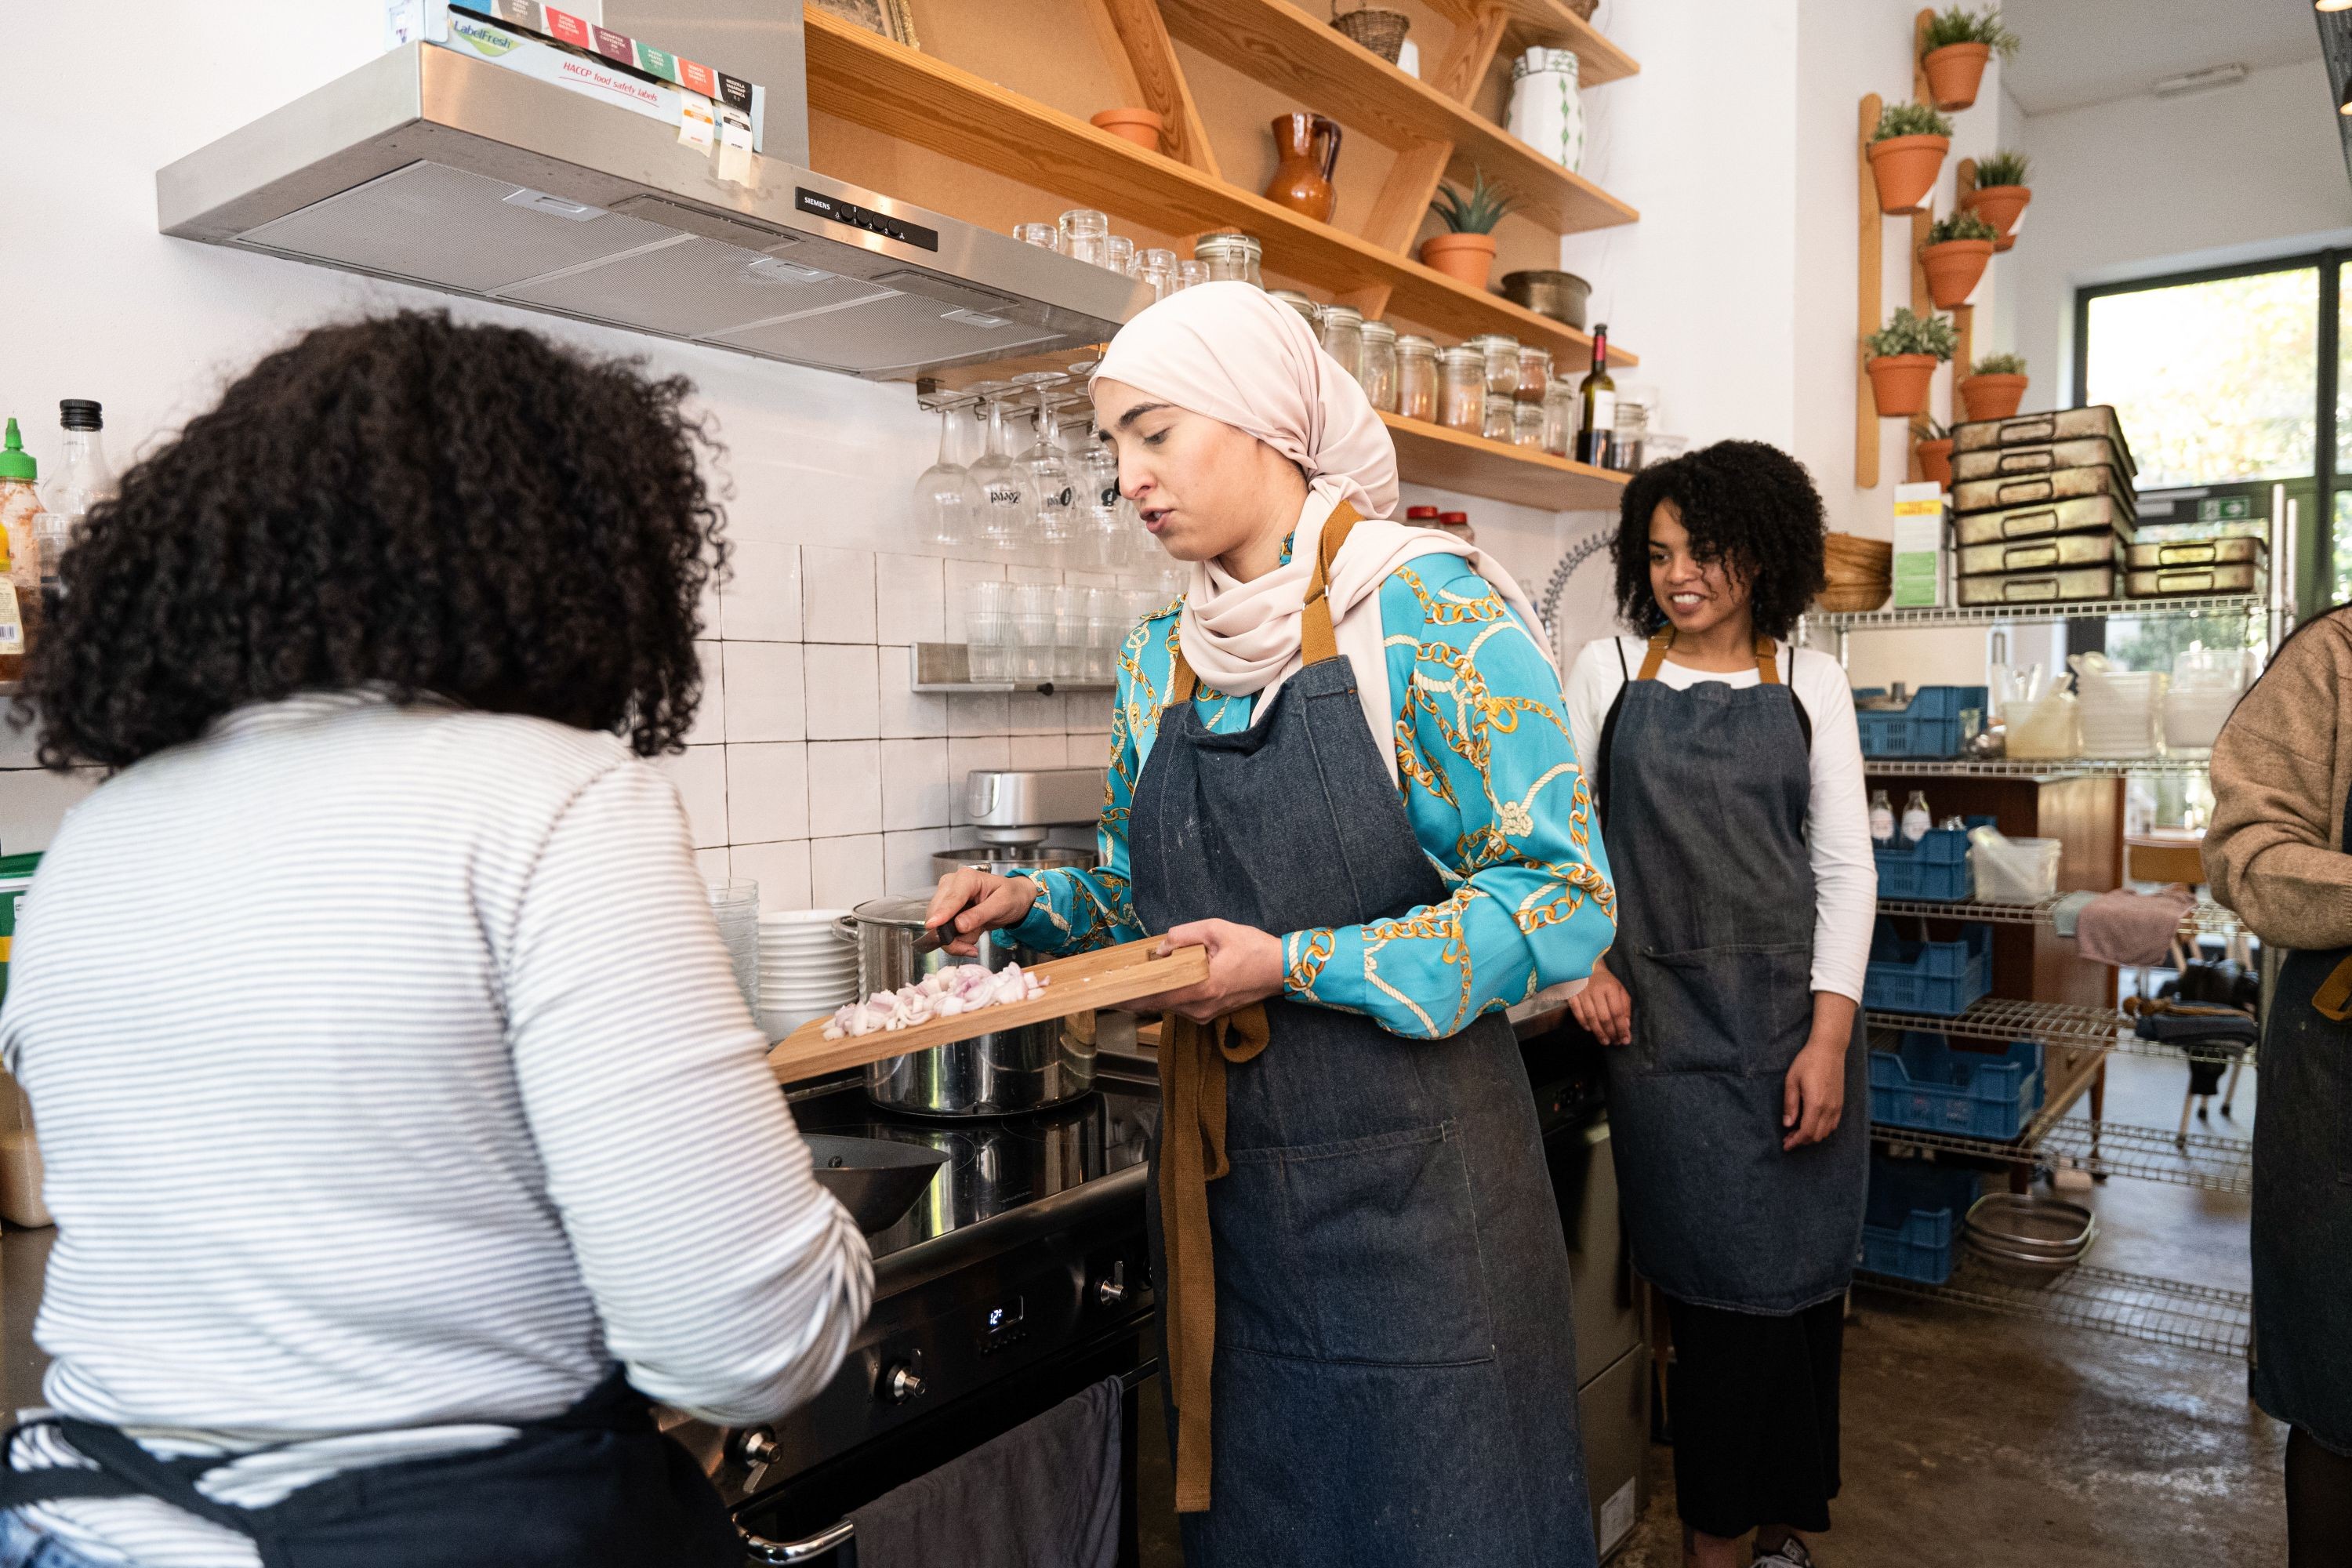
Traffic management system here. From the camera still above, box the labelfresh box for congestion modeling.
[1892,481,1947,609]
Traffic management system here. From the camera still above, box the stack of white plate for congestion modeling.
[757,910,861,1040]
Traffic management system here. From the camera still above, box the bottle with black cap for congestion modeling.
[40,400,111,597]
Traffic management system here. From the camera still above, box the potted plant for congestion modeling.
[1916,417,1954,488]
[1864,307,1956,418]
[1920,5,2019,111]
[1867,103,1954,214]
[1422,169,1512,289]
[1960,352,2028,420]
[1965,150,2032,251]
[1919,209,1998,308]
[1089,107,1165,152]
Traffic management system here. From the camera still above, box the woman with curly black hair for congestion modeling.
[1560,441,1872,1568]
[0,312,869,1568]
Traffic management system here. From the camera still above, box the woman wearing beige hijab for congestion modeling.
[927,284,1617,1565]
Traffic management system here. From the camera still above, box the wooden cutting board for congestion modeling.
[765,936,1206,1083]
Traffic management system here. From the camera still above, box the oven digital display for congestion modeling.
[982,1295,1027,1351]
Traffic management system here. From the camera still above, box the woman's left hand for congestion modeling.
[1135,920,1286,1022]
[1780,1036,1849,1151]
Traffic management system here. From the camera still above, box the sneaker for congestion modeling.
[1752,1539,1814,1567]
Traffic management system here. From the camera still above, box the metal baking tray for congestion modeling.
[2130,517,2267,546]
[1950,435,2136,483]
[1952,493,2133,547]
[2123,537,2267,570]
[1952,464,2136,517]
[1956,564,2118,606]
[2125,563,2266,598]
[1951,405,2134,466]
[1958,527,2129,578]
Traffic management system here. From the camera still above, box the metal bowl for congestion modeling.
[1499,269,1591,328]
[802,1134,951,1234]
[1963,1192,2097,1276]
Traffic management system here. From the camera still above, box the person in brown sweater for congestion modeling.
[2204,606,2352,1568]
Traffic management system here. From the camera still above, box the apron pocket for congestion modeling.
[1632,942,1812,1076]
[1213,1123,1497,1367]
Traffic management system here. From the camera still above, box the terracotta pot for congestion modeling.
[1920,238,1994,309]
[1965,183,2032,251]
[1264,113,1342,224]
[1922,42,1991,111]
[1961,372,2028,421]
[1420,231,1498,289]
[1917,437,1954,488]
[1866,354,1939,418]
[1867,133,1948,214]
[1090,107,1165,152]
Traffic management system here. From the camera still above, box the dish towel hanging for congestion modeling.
[2075,884,2196,967]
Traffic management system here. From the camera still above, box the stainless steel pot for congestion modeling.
[845,895,1095,1117]
[929,843,1092,880]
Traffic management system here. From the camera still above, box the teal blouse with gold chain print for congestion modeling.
[1007,553,1617,1040]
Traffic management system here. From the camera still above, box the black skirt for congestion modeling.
[1664,1293,1844,1539]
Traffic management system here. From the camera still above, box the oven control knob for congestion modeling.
[882,1361,926,1404]
[730,1427,782,1468]
[1094,1261,1129,1308]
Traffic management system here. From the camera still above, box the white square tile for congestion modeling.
[1062,689,1116,731]
[697,542,726,638]
[684,641,727,746]
[804,644,882,741]
[806,740,883,837]
[693,846,731,884]
[720,539,801,642]
[948,692,1009,739]
[873,553,946,645]
[1008,732,1065,769]
[0,715,42,771]
[1007,692,1061,735]
[1007,563,1062,585]
[941,557,1006,641]
[880,737,952,831]
[0,768,103,854]
[654,746,728,849]
[810,833,886,909]
[801,546,877,644]
[1065,730,1115,771]
[730,839,812,912]
[878,646,949,739]
[721,641,805,743]
[725,742,808,844]
[946,736,1009,824]
[884,828,955,896]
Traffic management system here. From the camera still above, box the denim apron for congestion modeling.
[1595,632,1867,1313]
[1131,508,1598,1566]
[0,1368,742,1568]
[2249,777,2352,1454]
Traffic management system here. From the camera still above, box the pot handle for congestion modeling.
[833,913,858,946]
[1319,119,1343,183]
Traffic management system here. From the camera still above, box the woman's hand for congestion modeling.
[1566,953,1632,1046]
[922,868,1041,956]
[1133,920,1285,1022]
[1781,993,1857,1150]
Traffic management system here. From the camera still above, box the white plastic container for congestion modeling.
[2071,655,2165,759]
[2162,644,2250,753]
[1970,828,2063,903]
[2005,685,2082,760]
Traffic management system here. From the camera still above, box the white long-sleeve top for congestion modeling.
[1564,637,1876,1003]
[0,692,871,1567]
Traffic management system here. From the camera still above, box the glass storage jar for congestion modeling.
[1512,399,1546,448]
[1358,320,1399,412]
[1483,391,1514,442]
[1318,304,1363,377]
[1541,376,1577,456]
[1437,346,1486,432]
[1270,289,1320,326]
[1196,232,1264,286]
[1396,335,1438,421]
[1468,332,1521,397]
[1515,347,1552,403]
[1057,208,1108,267]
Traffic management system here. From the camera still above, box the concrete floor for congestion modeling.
[1137,1052,2287,1566]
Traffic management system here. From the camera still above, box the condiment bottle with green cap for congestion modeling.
[0,420,36,677]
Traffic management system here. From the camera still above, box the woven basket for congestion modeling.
[1824,532,1893,575]
[1331,0,1410,63]
[1814,581,1891,614]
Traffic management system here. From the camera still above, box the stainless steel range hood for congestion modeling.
[156,37,1148,379]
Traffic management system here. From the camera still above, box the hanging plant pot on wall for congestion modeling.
[1917,436,1955,488]
[1960,372,2028,421]
[1868,134,1949,214]
[1966,183,2032,250]
[1920,238,1993,309]
[1922,43,1991,111]
[1866,354,1938,417]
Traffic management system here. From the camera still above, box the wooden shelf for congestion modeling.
[1419,0,1639,78]
[804,9,1636,372]
[1156,0,1638,237]
[1381,412,1629,510]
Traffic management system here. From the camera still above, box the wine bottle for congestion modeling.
[1575,324,1616,466]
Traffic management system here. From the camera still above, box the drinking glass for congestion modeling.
[968,401,1035,552]
[965,579,1014,681]
[1175,259,1209,291]
[911,406,983,548]
[1058,208,1109,267]
[708,880,760,1013]
[1010,581,1058,681]
[1054,586,1088,681]
[1081,423,1122,511]
[1102,235,1136,276]
[1138,248,1178,299]
[1014,222,1059,250]
[1020,396,1079,558]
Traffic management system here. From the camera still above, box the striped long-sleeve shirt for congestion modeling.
[0,691,870,1567]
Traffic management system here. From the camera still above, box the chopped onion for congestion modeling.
[820,962,1048,1040]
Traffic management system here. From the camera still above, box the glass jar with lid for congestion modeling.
[1438,346,1486,432]
[1468,332,1521,397]
[1483,391,1514,442]
[1196,232,1264,287]
[1515,346,1552,403]
[1512,399,1545,448]
[1357,320,1399,412]
[1269,289,1320,327]
[1541,376,1578,456]
[1318,304,1363,377]
[1396,335,1438,422]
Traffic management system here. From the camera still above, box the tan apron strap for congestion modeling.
[1635,630,1783,684]
[2315,953,2352,1022]
[1756,637,1782,685]
[1634,628,1674,682]
[1169,653,1198,703]
[1298,501,1363,669]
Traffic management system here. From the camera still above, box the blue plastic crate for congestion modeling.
[1857,1154,1984,1284]
[1864,919,1992,1016]
[1874,814,1996,901]
[1851,685,1990,759]
[1870,1030,2044,1139]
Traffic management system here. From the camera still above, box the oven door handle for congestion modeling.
[739,1519,855,1564]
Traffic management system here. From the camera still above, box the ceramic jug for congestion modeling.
[1505,47,1584,174]
[1263,113,1341,224]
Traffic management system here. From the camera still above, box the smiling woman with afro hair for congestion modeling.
[0,311,872,1568]
[1608,438,1828,640]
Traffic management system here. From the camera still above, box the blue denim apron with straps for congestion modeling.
[1131,505,1598,1566]
[1594,631,1867,1314]
[2249,777,2352,1454]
